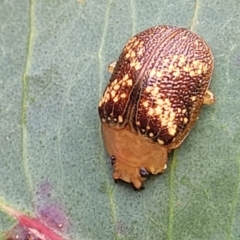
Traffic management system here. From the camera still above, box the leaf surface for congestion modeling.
[1,0,240,239]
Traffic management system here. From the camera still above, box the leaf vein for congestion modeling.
[190,0,199,31]
[226,156,240,240]
[130,0,137,35]
[21,0,35,200]
[97,0,120,239]
[167,150,178,240]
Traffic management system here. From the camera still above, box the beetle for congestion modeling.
[98,25,215,189]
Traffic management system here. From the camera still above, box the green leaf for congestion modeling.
[1,0,240,239]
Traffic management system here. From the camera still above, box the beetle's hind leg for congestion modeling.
[203,90,215,105]
[108,62,117,73]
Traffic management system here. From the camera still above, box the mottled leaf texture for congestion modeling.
[0,0,240,239]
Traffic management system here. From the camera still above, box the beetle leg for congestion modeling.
[161,164,167,173]
[203,90,215,105]
[139,167,149,178]
[110,155,116,165]
[108,61,117,73]
[133,184,144,191]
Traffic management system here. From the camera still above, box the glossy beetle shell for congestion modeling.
[98,25,215,189]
